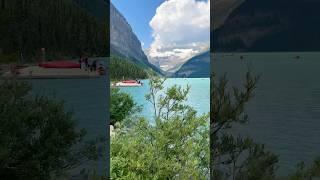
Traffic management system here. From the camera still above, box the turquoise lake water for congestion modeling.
[28,77,209,175]
[213,52,320,175]
[118,78,210,122]
[26,51,320,176]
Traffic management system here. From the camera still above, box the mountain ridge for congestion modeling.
[214,0,320,52]
[110,3,163,75]
[173,51,210,78]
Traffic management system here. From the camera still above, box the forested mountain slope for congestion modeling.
[110,3,163,75]
[0,0,108,62]
[214,0,320,52]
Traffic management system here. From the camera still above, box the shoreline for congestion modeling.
[0,61,105,79]
[0,75,102,80]
[1,57,107,79]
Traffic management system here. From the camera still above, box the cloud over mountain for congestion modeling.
[147,0,210,71]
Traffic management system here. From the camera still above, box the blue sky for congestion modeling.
[111,0,210,71]
[111,0,163,49]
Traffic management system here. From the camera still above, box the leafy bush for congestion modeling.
[210,72,278,179]
[111,77,209,179]
[0,81,102,179]
[110,88,141,126]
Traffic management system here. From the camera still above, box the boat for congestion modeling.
[115,80,143,87]
[39,61,80,69]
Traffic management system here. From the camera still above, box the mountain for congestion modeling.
[110,3,163,75]
[144,48,192,74]
[110,56,148,80]
[173,51,210,78]
[214,0,320,52]
[212,0,245,30]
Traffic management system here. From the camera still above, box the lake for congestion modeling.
[118,78,210,122]
[213,52,320,175]
[25,51,320,176]
[29,77,109,177]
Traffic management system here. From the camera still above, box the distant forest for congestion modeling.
[0,0,108,63]
[110,56,148,80]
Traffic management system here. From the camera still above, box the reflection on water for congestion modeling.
[29,77,108,176]
[213,52,320,175]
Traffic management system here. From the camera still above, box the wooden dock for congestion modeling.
[1,66,104,79]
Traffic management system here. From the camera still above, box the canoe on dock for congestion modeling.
[114,80,143,87]
[39,61,80,69]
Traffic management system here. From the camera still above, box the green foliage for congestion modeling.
[73,0,108,22]
[110,56,149,80]
[0,53,19,63]
[210,72,278,180]
[210,71,320,179]
[0,0,108,62]
[281,157,320,180]
[111,77,209,179]
[110,88,141,126]
[0,81,103,179]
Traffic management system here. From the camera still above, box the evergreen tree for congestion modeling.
[110,56,149,80]
[0,0,108,63]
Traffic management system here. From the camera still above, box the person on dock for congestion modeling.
[92,60,97,71]
[84,58,89,68]
[78,56,83,69]
[89,64,93,72]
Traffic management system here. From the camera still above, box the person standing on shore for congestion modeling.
[78,56,83,69]
[84,58,88,68]
[92,60,97,71]
[89,63,93,72]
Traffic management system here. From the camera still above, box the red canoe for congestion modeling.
[122,80,139,83]
[39,61,80,69]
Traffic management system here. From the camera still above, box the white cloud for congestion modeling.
[147,0,210,71]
